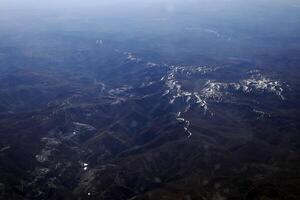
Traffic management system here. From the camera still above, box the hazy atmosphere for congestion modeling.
[0,0,300,199]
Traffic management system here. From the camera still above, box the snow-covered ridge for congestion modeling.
[161,65,214,137]
[115,52,286,137]
[176,112,192,138]
[202,72,285,101]
[121,52,212,137]
[201,80,239,102]
[242,74,284,100]
[162,65,209,114]
[162,64,221,77]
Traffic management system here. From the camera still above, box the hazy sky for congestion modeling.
[0,0,299,62]
[1,0,299,35]
[1,0,298,11]
[1,0,299,20]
